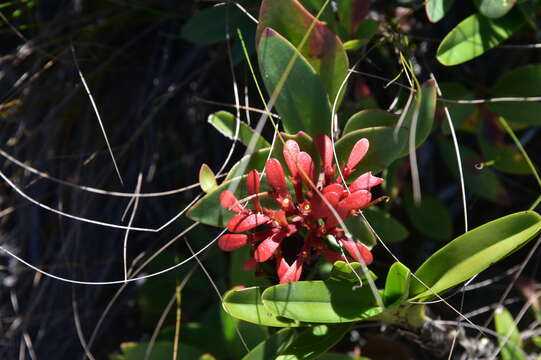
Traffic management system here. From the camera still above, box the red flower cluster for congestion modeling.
[219,134,383,284]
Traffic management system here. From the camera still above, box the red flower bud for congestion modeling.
[347,138,369,170]
[349,172,384,192]
[296,151,316,187]
[339,239,373,265]
[277,257,303,283]
[227,213,270,232]
[247,170,262,212]
[283,140,300,177]
[219,234,249,251]
[316,134,334,181]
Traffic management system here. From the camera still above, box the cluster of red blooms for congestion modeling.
[218,134,383,284]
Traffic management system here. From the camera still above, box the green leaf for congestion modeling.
[220,307,268,357]
[113,342,203,360]
[475,0,517,19]
[329,261,378,283]
[223,287,302,327]
[438,138,510,204]
[262,280,383,323]
[477,115,530,174]
[436,10,523,66]
[363,207,409,243]
[342,215,377,249]
[208,111,271,150]
[384,262,411,307]
[399,80,437,157]
[335,0,370,40]
[488,64,541,125]
[181,4,252,45]
[405,195,453,241]
[225,148,271,181]
[199,164,218,194]
[425,0,455,23]
[275,324,352,360]
[257,28,332,137]
[494,307,526,360]
[257,0,349,107]
[409,211,541,300]
[343,109,398,135]
[242,328,295,360]
[188,176,246,227]
[438,82,476,134]
[334,126,408,175]
[342,19,379,50]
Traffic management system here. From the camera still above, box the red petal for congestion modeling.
[296,152,315,186]
[277,258,303,283]
[337,190,372,215]
[347,138,369,170]
[340,239,373,265]
[227,213,270,232]
[218,234,249,251]
[323,183,344,195]
[315,134,334,177]
[265,158,289,197]
[310,191,341,220]
[254,232,285,262]
[220,190,243,212]
[247,170,262,211]
[283,140,300,177]
[349,172,383,192]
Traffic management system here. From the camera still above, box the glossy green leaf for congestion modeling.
[342,215,377,249]
[477,115,530,174]
[399,80,437,157]
[439,82,476,134]
[494,307,526,360]
[275,324,351,360]
[223,287,302,327]
[405,195,453,241]
[363,207,409,243]
[208,111,271,150]
[488,64,541,125]
[329,261,378,283]
[342,19,378,50]
[257,0,349,106]
[384,262,411,307]
[181,4,252,45]
[258,28,332,137]
[436,10,523,66]
[220,307,268,357]
[475,0,517,18]
[335,0,370,40]
[188,176,246,227]
[225,148,271,181]
[343,109,398,134]
[425,0,455,23]
[113,341,203,360]
[242,328,295,360]
[262,280,383,323]
[409,211,541,300]
[438,138,509,204]
[199,164,218,194]
[334,126,408,175]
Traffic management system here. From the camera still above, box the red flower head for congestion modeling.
[218,134,383,284]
